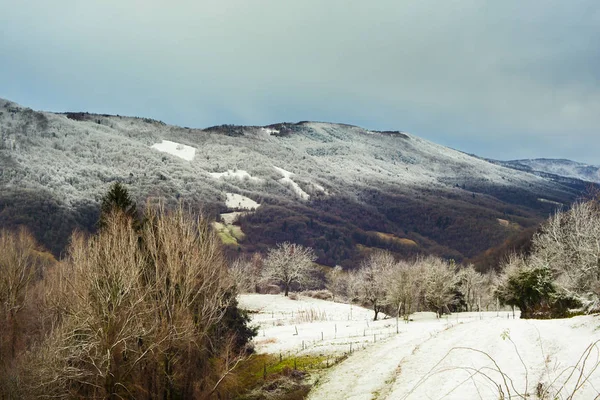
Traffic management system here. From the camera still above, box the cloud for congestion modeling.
[1,0,599,163]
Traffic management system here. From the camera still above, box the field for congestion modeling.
[239,294,600,400]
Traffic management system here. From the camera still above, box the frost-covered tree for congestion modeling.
[327,265,347,301]
[533,200,600,307]
[385,260,423,321]
[262,242,317,296]
[356,251,396,321]
[230,253,263,293]
[421,256,458,317]
[457,264,485,312]
[495,254,560,318]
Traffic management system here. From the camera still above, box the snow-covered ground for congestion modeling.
[150,140,196,161]
[273,166,310,200]
[225,192,260,210]
[239,294,600,400]
[209,169,262,182]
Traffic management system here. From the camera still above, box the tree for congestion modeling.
[327,265,347,301]
[385,259,422,322]
[262,242,317,296]
[457,264,485,312]
[421,256,458,317]
[495,254,563,318]
[532,200,600,309]
[27,206,254,399]
[98,182,138,228]
[230,253,263,293]
[356,251,395,321]
[0,228,51,362]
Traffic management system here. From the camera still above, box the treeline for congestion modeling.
[0,188,256,399]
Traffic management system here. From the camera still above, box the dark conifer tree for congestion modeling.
[98,182,138,228]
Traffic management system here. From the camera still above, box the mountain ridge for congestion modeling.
[0,98,593,268]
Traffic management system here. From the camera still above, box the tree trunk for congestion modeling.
[284,285,289,297]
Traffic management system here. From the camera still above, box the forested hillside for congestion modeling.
[0,98,590,268]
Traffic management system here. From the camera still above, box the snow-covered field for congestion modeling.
[225,193,260,210]
[150,140,196,161]
[209,169,262,182]
[239,294,600,400]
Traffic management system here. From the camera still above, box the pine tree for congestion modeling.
[98,182,138,228]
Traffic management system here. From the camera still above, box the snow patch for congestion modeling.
[150,140,196,161]
[273,166,310,200]
[209,169,262,182]
[225,193,260,210]
[261,127,280,135]
[220,211,247,225]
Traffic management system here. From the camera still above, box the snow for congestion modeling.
[273,166,310,200]
[513,159,600,183]
[209,169,262,182]
[225,192,260,210]
[239,294,600,400]
[261,127,280,135]
[220,211,247,225]
[150,140,196,161]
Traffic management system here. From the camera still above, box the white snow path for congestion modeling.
[308,319,455,400]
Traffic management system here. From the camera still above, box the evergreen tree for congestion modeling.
[98,182,138,228]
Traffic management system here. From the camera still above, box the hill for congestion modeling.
[0,98,590,268]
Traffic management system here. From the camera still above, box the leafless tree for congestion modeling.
[25,206,242,399]
[356,251,396,321]
[230,253,263,293]
[327,265,347,302]
[261,242,317,296]
[530,200,600,310]
[385,259,423,321]
[457,264,486,312]
[0,228,39,361]
[420,256,458,317]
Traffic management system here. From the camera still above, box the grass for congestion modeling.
[214,221,246,245]
[232,353,344,399]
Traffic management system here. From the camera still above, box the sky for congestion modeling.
[1,1,599,164]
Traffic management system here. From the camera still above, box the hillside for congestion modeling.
[0,98,590,267]
[497,158,600,184]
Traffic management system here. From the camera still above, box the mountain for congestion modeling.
[0,98,591,268]
[496,158,600,184]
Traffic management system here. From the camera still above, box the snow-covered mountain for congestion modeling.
[498,158,600,184]
[0,98,589,267]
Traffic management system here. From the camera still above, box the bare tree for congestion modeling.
[0,228,50,362]
[262,242,317,296]
[230,253,263,293]
[26,206,245,399]
[356,251,396,321]
[420,256,458,318]
[533,201,600,306]
[327,265,347,302]
[457,264,485,312]
[386,259,423,322]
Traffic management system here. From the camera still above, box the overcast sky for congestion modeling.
[1,1,599,163]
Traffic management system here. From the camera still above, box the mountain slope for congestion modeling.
[0,99,589,267]
[498,158,600,184]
